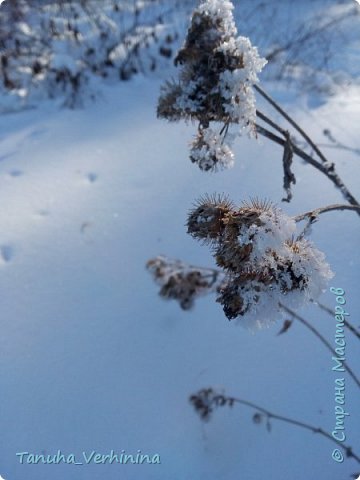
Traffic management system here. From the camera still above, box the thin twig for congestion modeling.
[294,204,360,222]
[256,109,287,136]
[191,388,360,463]
[255,124,360,211]
[294,204,360,238]
[296,141,360,157]
[265,7,357,66]
[314,300,360,341]
[255,84,329,165]
[229,396,360,463]
[280,303,360,390]
[255,124,322,169]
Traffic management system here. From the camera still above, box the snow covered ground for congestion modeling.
[0,2,360,480]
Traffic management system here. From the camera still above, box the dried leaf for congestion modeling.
[266,418,272,433]
[253,413,262,424]
[282,132,296,202]
[277,319,293,335]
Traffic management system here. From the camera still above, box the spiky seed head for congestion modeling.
[228,198,276,228]
[215,242,253,273]
[146,255,226,311]
[187,194,234,243]
[157,80,183,121]
[240,197,275,212]
[159,271,209,310]
[216,282,246,320]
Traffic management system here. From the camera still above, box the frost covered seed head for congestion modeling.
[279,239,334,302]
[190,387,234,422]
[188,197,297,274]
[190,128,234,171]
[217,270,273,321]
[187,196,333,329]
[146,256,224,310]
[187,194,234,243]
[157,0,267,171]
[157,80,183,122]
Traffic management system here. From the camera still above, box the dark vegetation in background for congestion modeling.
[0,0,358,108]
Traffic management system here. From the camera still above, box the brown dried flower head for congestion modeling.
[157,0,267,171]
[216,269,273,320]
[187,196,333,327]
[215,241,253,273]
[157,80,183,122]
[158,4,244,125]
[189,387,234,422]
[188,197,279,274]
[146,256,223,310]
[187,194,234,243]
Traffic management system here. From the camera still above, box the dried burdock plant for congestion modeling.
[188,196,333,328]
[187,193,234,244]
[147,197,337,329]
[146,255,225,310]
[149,199,358,331]
[189,387,360,464]
[149,1,360,466]
[157,0,266,171]
[157,0,360,212]
[189,388,235,422]
[146,255,360,386]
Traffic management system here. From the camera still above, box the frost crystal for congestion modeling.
[157,0,267,171]
[190,128,234,171]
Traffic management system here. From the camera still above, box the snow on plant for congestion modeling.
[147,195,335,330]
[149,0,360,332]
[146,255,225,311]
[157,0,267,171]
[188,196,333,329]
[189,127,235,170]
[216,238,333,329]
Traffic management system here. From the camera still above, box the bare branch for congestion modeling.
[190,387,360,464]
[314,300,360,341]
[255,124,360,211]
[279,303,360,390]
[294,204,360,222]
[255,84,330,165]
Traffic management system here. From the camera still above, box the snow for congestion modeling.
[50,53,80,75]
[0,2,360,480]
[190,127,235,171]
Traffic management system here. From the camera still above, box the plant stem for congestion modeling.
[256,109,287,137]
[255,84,329,164]
[255,124,360,211]
[227,395,360,464]
[294,204,360,222]
[315,300,360,341]
[279,304,360,390]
